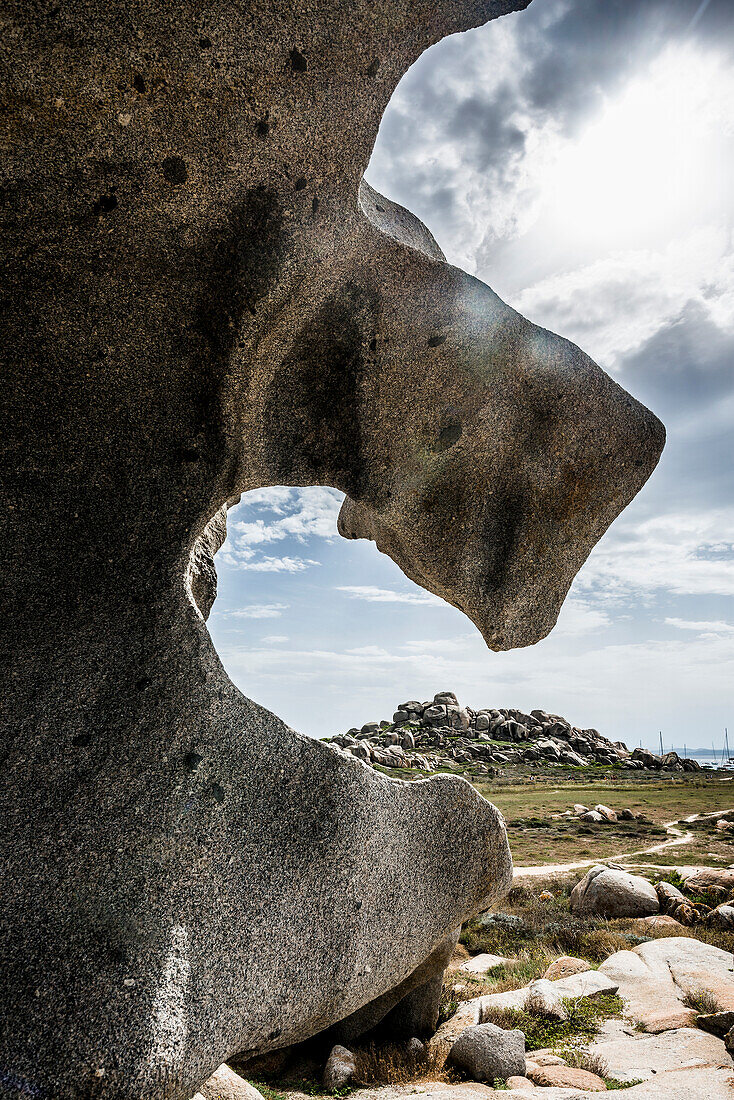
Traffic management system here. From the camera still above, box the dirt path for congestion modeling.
[512,809,733,879]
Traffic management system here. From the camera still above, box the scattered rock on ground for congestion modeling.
[570,865,659,918]
[636,914,683,931]
[696,1010,734,1038]
[460,953,510,974]
[524,979,569,1020]
[681,868,734,896]
[527,1064,607,1090]
[707,904,734,930]
[480,969,618,1014]
[543,955,590,980]
[323,1045,357,1092]
[193,1066,266,1100]
[432,997,483,1050]
[529,1053,567,1066]
[449,1022,525,1082]
[655,880,707,926]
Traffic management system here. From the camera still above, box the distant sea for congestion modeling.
[634,748,733,768]
[694,755,733,769]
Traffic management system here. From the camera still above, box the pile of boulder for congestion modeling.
[570,802,641,823]
[327,692,702,773]
[569,863,734,930]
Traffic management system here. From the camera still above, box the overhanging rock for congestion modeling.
[1,1,664,1097]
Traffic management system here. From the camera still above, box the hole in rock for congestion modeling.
[205,487,471,743]
[289,48,307,72]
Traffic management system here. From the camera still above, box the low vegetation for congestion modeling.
[682,988,723,1014]
[450,872,734,1006]
[471,776,734,861]
[353,1041,449,1086]
[555,1045,642,1089]
[481,993,624,1050]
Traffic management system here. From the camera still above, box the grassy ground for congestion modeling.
[472,774,734,823]
[500,816,669,865]
[466,775,734,866]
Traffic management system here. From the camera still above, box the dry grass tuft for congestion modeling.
[558,1044,610,1079]
[353,1041,450,1086]
[683,988,722,1015]
[580,928,632,960]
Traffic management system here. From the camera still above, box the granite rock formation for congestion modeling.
[331,694,700,774]
[1,0,664,1097]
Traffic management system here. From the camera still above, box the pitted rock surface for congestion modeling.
[1,0,664,1098]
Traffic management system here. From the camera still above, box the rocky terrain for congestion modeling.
[327,692,703,774]
[192,861,734,1098]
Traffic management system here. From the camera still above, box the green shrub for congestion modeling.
[480,993,624,1050]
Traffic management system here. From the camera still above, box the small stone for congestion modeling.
[524,979,568,1020]
[323,1044,356,1091]
[543,955,590,981]
[636,914,683,931]
[530,1053,566,1066]
[195,1067,267,1100]
[696,1010,734,1038]
[459,953,509,974]
[706,904,734,930]
[528,1064,607,1090]
[505,1076,534,1089]
[448,1022,525,1081]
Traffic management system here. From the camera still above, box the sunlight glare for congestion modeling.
[540,43,734,253]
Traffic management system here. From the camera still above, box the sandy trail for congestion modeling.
[513,808,733,879]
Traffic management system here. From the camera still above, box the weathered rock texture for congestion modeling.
[570,865,660,918]
[0,0,664,1097]
[599,937,734,1033]
[449,1022,526,1082]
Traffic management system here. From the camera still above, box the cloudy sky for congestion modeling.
[210,0,734,751]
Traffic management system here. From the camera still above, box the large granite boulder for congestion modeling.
[449,1022,526,1081]
[590,1019,731,1083]
[1,0,664,1097]
[599,937,734,1032]
[570,866,659,917]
